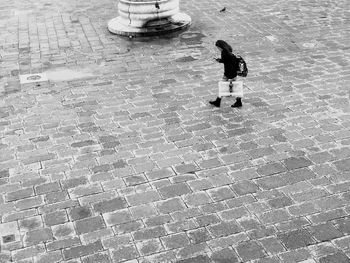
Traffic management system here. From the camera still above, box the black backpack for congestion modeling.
[236,55,248,77]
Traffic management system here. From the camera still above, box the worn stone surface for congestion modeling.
[75,216,106,234]
[277,229,315,249]
[236,241,266,261]
[63,240,103,260]
[23,228,53,246]
[319,252,350,263]
[0,0,349,262]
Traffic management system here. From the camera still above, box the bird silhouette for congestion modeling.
[155,2,160,9]
[220,7,226,12]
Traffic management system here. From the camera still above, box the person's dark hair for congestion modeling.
[215,40,233,53]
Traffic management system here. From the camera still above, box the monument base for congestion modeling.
[108,13,191,37]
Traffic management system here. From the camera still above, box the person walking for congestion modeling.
[209,40,242,108]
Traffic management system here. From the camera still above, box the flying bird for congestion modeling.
[220,7,226,12]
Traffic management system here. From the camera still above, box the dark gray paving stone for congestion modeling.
[187,228,212,244]
[268,195,294,209]
[283,157,313,170]
[161,233,190,250]
[63,240,103,260]
[92,197,127,213]
[319,252,350,263]
[175,255,211,263]
[308,222,343,242]
[75,216,105,234]
[82,252,112,263]
[236,241,266,261]
[43,210,68,226]
[277,229,315,249]
[69,206,92,221]
[24,228,53,246]
[211,248,239,263]
[231,180,259,195]
[334,217,350,235]
[132,226,167,241]
[158,182,192,198]
[333,158,350,172]
[256,162,287,176]
[208,221,242,238]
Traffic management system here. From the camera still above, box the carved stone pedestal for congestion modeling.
[108,0,191,36]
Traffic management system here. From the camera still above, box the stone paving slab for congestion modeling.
[0,0,350,262]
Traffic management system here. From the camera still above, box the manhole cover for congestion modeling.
[27,75,41,81]
[19,73,48,84]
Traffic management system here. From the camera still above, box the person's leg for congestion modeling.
[209,96,221,107]
[230,77,242,108]
[209,75,227,107]
[231,97,242,107]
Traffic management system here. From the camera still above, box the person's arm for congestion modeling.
[215,52,224,63]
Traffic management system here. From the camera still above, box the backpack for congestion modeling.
[236,55,248,77]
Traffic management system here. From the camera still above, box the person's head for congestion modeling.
[215,40,232,53]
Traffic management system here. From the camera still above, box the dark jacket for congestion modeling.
[217,50,239,79]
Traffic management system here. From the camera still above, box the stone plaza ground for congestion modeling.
[0,0,350,262]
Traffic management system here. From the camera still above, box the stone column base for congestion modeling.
[108,13,191,37]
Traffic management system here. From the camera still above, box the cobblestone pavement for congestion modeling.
[0,0,350,262]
